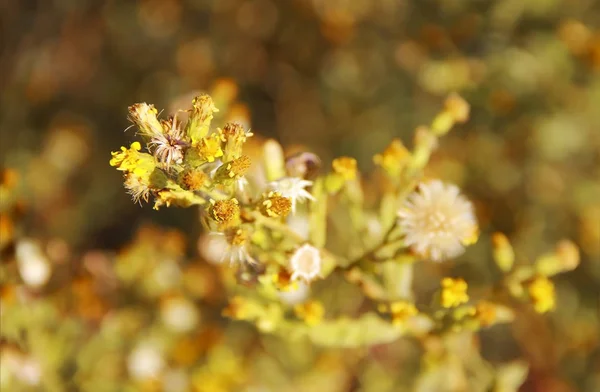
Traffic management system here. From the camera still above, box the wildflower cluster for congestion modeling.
[110,94,578,348]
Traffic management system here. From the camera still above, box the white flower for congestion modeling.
[397,180,478,262]
[204,229,257,266]
[289,244,322,282]
[269,177,315,214]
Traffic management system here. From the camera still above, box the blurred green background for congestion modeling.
[1,0,599,391]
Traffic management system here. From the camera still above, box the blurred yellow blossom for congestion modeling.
[441,278,469,308]
[528,276,556,313]
[294,300,325,325]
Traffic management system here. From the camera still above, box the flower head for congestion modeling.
[294,300,324,325]
[440,277,469,308]
[219,122,253,161]
[109,142,156,177]
[269,177,315,214]
[289,244,321,282]
[197,134,224,163]
[332,156,358,181]
[128,103,164,139]
[124,174,151,204]
[528,276,556,313]
[148,116,187,169]
[397,180,478,262]
[379,300,419,326]
[187,94,219,144]
[209,199,240,224]
[260,192,292,218]
[373,139,410,176]
[221,228,257,266]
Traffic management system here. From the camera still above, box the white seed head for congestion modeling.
[289,244,322,282]
[397,180,477,262]
[269,177,315,214]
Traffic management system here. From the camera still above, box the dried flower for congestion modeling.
[124,173,151,204]
[148,116,187,168]
[269,177,315,214]
[440,277,469,308]
[397,180,478,262]
[260,191,292,218]
[528,276,556,313]
[289,244,321,282]
[332,156,358,181]
[128,103,164,139]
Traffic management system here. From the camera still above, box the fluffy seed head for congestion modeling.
[397,180,478,262]
[289,244,321,282]
[124,174,151,204]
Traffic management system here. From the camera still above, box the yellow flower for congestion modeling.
[294,300,324,326]
[271,269,298,292]
[260,192,292,218]
[197,134,224,163]
[219,122,253,161]
[209,199,240,223]
[373,139,411,176]
[332,156,358,181]
[109,142,156,177]
[440,277,469,308]
[181,169,208,191]
[474,301,497,327]
[528,276,556,313]
[389,301,418,326]
[214,156,251,180]
[187,94,219,145]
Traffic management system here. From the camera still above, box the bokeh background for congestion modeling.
[1,0,599,391]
